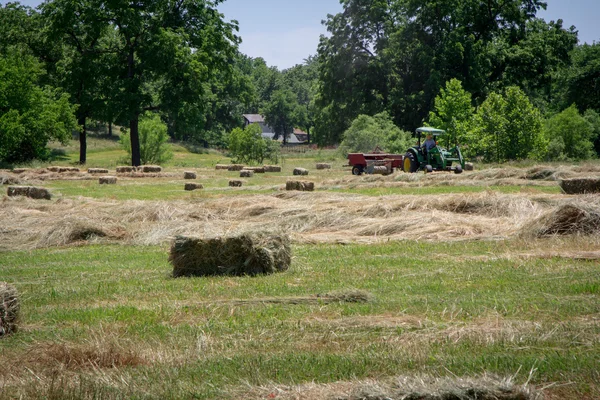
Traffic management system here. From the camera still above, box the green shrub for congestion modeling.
[120,113,172,164]
[227,123,278,164]
[339,112,411,155]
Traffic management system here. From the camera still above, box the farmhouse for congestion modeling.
[243,114,309,144]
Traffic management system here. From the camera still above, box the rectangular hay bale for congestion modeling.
[263,165,282,173]
[140,165,162,173]
[229,180,243,187]
[227,164,245,171]
[185,183,204,191]
[88,168,109,174]
[169,233,291,277]
[293,168,309,176]
[240,170,254,178]
[7,186,52,200]
[286,180,315,191]
[116,166,137,173]
[215,164,230,170]
[316,163,331,170]
[560,178,600,194]
[0,282,19,336]
[58,167,80,173]
[184,171,197,180]
[99,176,117,185]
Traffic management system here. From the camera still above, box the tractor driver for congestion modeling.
[422,133,436,154]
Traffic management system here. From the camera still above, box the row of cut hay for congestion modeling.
[3,192,598,250]
[233,374,541,400]
[169,233,291,277]
[47,166,80,173]
[560,178,600,194]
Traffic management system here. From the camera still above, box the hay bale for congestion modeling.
[264,165,282,173]
[316,163,331,170]
[58,167,80,173]
[7,186,51,200]
[0,282,19,337]
[244,166,265,173]
[227,164,245,171]
[0,175,20,185]
[372,166,389,175]
[215,164,230,170]
[229,180,243,187]
[140,165,162,173]
[169,233,291,277]
[116,166,137,173]
[286,180,315,192]
[99,176,117,185]
[293,168,309,176]
[46,166,60,172]
[465,162,474,171]
[184,171,197,180]
[524,204,600,236]
[185,183,204,191]
[560,178,600,194]
[88,168,109,174]
[240,170,254,178]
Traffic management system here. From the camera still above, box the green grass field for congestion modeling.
[1,136,599,399]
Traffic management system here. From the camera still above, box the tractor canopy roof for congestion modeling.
[416,127,445,136]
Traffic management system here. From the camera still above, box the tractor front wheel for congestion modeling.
[454,165,463,174]
[425,165,433,173]
[403,153,418,173]
[352,165,363,176]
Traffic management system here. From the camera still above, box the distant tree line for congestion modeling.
[1,0,599,166]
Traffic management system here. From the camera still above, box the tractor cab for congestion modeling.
[403,127,465,174]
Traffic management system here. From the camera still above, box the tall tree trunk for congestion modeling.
[108,122,112,137]
[307,127,310,144]
[78,114,86,165]
[130,116,141,166]
[127,46,141,166]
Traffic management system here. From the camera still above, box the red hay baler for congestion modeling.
[347,153,404,175]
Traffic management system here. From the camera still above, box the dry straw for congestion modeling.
[169,233,291,277]
[0,282,19,337]
[88,168,109,174]
[523,203,600,237]
[183,171,197,180]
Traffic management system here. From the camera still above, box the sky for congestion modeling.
[8,0,600,70]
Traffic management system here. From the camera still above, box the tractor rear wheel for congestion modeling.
[352,165,363,175]
[403,153,418,173]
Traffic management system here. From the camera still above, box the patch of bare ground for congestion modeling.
[4,191,599,249]
[229,374,542,400]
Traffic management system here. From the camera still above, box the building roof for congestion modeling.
[243,114,265,123]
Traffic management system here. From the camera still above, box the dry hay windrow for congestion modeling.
[521,198,600,237]
[0,174,21,185]
[230,374,542,400]
[1,191,598,250]
[170,233,291,277]
[0,282,19,337]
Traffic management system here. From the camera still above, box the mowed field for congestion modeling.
[1,137,599,400]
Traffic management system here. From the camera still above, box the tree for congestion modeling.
[0,50,78,164]
[339,112,409,155]
[471,86,544,162]
[584,109,600,157]
[560,43,600,114]
[42,0,111,164]
[227,123,272,164]
[544,105,595,160]
[120,112,172,165]
[262,89,299,144]
[48,0,240,166]
[428,79,474,147]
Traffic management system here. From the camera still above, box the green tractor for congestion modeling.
[403,127,465,174]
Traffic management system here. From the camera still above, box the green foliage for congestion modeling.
[262,89,299,144]
[544,105,596,161]
[584,109,600,157]
[120,113,172,165]
[471,87,544,162]
[428,79,474,146]
[339,112,410,155]
[0,51,77,163]
[560,43,600,114]
[227,123,276,165]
